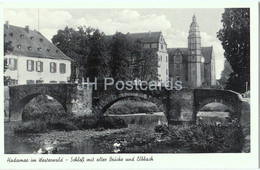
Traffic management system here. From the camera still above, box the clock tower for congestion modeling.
[188,14,202,87]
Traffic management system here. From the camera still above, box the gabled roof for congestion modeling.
[106,31,162,44]
[127,31,162,43]
[4,24,72,61]
[168,46,213,64]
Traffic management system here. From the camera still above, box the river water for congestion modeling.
[4,111,230,154]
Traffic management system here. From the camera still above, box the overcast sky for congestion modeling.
[4,8,225,79]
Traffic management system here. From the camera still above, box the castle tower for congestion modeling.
[188,14,202,87]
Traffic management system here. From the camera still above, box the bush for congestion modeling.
[154,125,169,135]
[105,99,159,115]
[14,115,128,134]
[167,123,244,153]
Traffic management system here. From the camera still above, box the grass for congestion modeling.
[105,99,159,115]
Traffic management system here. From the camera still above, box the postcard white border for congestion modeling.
[0,1,258,169]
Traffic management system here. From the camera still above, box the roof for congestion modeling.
[168,46,213,63]
[128,31,162,43]
[4,24,73,61]
[106,31,162,44]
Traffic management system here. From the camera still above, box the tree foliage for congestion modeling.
[132,40,158,81]
[110,32,134,81]
[86,29,110,81]
[219,59,233,89]
[217,8,250,93]
[52,27,159,83]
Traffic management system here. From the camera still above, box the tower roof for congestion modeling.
[189,14,200,37]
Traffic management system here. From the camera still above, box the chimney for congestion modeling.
[25,26,29,33]
[5,21,9,29]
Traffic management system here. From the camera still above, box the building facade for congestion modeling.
[168,15,216,87]
[128,31,169,83]
[4,22,72,85]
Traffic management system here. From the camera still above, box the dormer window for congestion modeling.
[17,45,21,49]
[9,32,13,37]
[20,34,24,38]
[30,36,34,40]
[39,38,43,42]
[28,46,32,51]
[38,47,42,52]
[56,50,59,53]
[47,49,51,52]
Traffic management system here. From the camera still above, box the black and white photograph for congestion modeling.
[1,1,258,169]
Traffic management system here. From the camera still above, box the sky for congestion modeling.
[4,8,225,79]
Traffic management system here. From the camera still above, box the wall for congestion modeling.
[5,54,71,84]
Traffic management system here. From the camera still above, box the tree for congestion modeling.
[219,59,233,89]
[217,8,250,93]
[132,40,158,81]
[52,27,86,81]
[110,32,134,81]
[86,29,110,81]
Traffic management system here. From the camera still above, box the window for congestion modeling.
[60,81,66,83]
[60,63,66,74]
[176,64,180,76]
[9,32,13,37]
[50,62,56,73]
[26,80,35,84]
[30,36,34,40]
[27,60,34,71]
[36,61,43,72]
[36,79,44,84]
[160,56,162,62]
[38,47,42,52]
[28,46,32,51]
[161,44,163,50]
[9,79,18,85]
[17,45,21,49]
[47,49,51,52]
[20,34,24,38]
[40,38,43,42]
[50,81,57,84]
[9,58,17,71]
[166,69,168,75]
[166,55,168,62]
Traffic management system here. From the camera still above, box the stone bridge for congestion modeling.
[4,83,244,123]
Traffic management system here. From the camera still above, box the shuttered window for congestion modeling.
[9,58,17,70]
[50,62,56,73]
[60,63,66,74]
[27,60,34,71]
[36,61,43,72]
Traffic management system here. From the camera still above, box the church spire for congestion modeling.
[192,14,196,22]
[187,14,202,87]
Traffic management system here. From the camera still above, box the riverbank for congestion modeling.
[5,121,245,154]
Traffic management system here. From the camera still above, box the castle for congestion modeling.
[129,15,216,87]
[168,15,216,87]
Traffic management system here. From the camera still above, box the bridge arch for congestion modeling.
[194,89,243,120]
[7,84,73,121]
[95,92,164,115]
[9,92,68,121]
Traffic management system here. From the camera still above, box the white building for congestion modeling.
[128,31,169,83]
[4,21,72,85]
